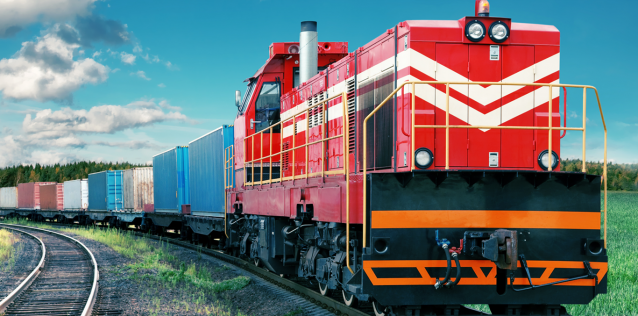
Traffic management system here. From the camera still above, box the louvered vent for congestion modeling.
[308,92,325,128]
[282,141,290,171]
[346,78,356,153]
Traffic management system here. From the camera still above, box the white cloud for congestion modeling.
[0,24,109,103]
[0,0,96,38]
[131,70,150,81]
[158,83,166,88]
[133,45,143,53]
[165,61,179,70]
[158,100,181,111]
[120,52,136,64]
[92,50,101,58]
[111,68,120,73]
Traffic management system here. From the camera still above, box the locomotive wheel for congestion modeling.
[342,290,358,307]
[372,301,388,316]
[318,282,330,296]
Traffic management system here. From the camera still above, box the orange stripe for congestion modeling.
[363,260,607,287]
[371,210,600,230]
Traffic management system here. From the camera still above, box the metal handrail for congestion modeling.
[224,145,234,238]
[362,81,608,249]
[241,91,353,272]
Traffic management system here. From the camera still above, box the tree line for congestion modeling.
[0,159,636,191]
[0,161,149,188]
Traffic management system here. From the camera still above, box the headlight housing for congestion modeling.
[489,21,509,43]
[415,148,434,169]
[465,20,486,42]
[538,150,559,171]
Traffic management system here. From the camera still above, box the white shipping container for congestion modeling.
[0,187,18,209]
[123,168,153,211]
[63,179,89,210]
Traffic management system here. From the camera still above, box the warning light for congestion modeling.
[475,0,490,17]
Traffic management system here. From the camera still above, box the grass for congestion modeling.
[1,219,251,315]
[0,229,20,271]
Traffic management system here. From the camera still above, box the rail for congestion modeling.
[243,91,352,272]
[0,226,46,313]
[0,223,100,316]
[362,81,608,249]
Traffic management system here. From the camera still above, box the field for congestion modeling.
[0,229,19,271]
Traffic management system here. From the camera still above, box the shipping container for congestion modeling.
[123,168,154,211]
[63,179,88,210]
[189,125,234,217]
[88,171,123,212]
[0,187,18,209]
[40,184,64,211]
[17,182,56,210]
[153,146,189,213]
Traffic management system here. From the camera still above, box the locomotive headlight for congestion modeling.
[489,21,509,43]
[465,20,486,42]
[415,148,434,169]
[538,150,559,171]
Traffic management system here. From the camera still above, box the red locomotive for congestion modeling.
[226,1,608,315]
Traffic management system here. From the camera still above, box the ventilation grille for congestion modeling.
[282,141,290,171]
[346,78,356,153]
[308,92,325,129]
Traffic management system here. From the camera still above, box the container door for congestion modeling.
[501,45,535,168]
[435,44,468,167]
[468,45,501,167]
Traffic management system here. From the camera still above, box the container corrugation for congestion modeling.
[188,125,233,217]
[40,184,63,210]
[153,146,189,213]
[88,171,123,211]
[17,182,56,210]
[63,179,88,210]
[123,167,154,211]
[0,187,18,209]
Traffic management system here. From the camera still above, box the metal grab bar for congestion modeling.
[362,81,608,249]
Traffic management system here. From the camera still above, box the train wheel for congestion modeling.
[318,282,330,296]
[254,258,260,267]
[372,301,388,316]
[342,290,358,307]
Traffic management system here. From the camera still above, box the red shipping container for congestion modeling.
[40,184,64,211]
[143,204,154,213]
[17,182,56,210]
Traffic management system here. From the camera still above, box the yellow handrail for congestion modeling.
[224,145,234,238]
[363,81,607,249]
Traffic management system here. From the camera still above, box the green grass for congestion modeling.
[0,229,20,271]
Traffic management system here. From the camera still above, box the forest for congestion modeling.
[0,161,149,188]
[0,159,637,190]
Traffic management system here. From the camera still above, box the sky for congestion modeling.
[0,0,636,167]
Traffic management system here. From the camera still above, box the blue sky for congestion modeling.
[0,0,636,167]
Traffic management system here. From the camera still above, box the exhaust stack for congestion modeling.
[299,21,318,85]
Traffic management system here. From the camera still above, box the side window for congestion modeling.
[255,82,281,132]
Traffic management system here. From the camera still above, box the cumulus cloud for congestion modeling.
[0,24,109,103]
[0,0,96,38]
[94,140,162,150]
[165,61,179,70]
[0,99,192,167]
[74,15,131,47]
[120,52,136,64]
[131,70,150,81]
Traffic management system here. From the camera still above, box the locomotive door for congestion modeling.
[502,46,535,168]
[435,44,468,167]
[245,72,283,182]
[468,45,501,167]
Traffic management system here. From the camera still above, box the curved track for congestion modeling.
[0,224,99,316]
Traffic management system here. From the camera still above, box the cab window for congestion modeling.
[255,82,281,132]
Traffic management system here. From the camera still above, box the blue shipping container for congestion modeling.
[153,146,190,213]
[189,125,234,217]
[88,171,123,211]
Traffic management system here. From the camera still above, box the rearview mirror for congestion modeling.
[235,90,241,108]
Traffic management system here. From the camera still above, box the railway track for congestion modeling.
[0,224,99,316]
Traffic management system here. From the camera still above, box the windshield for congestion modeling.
[239,78,258,114]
